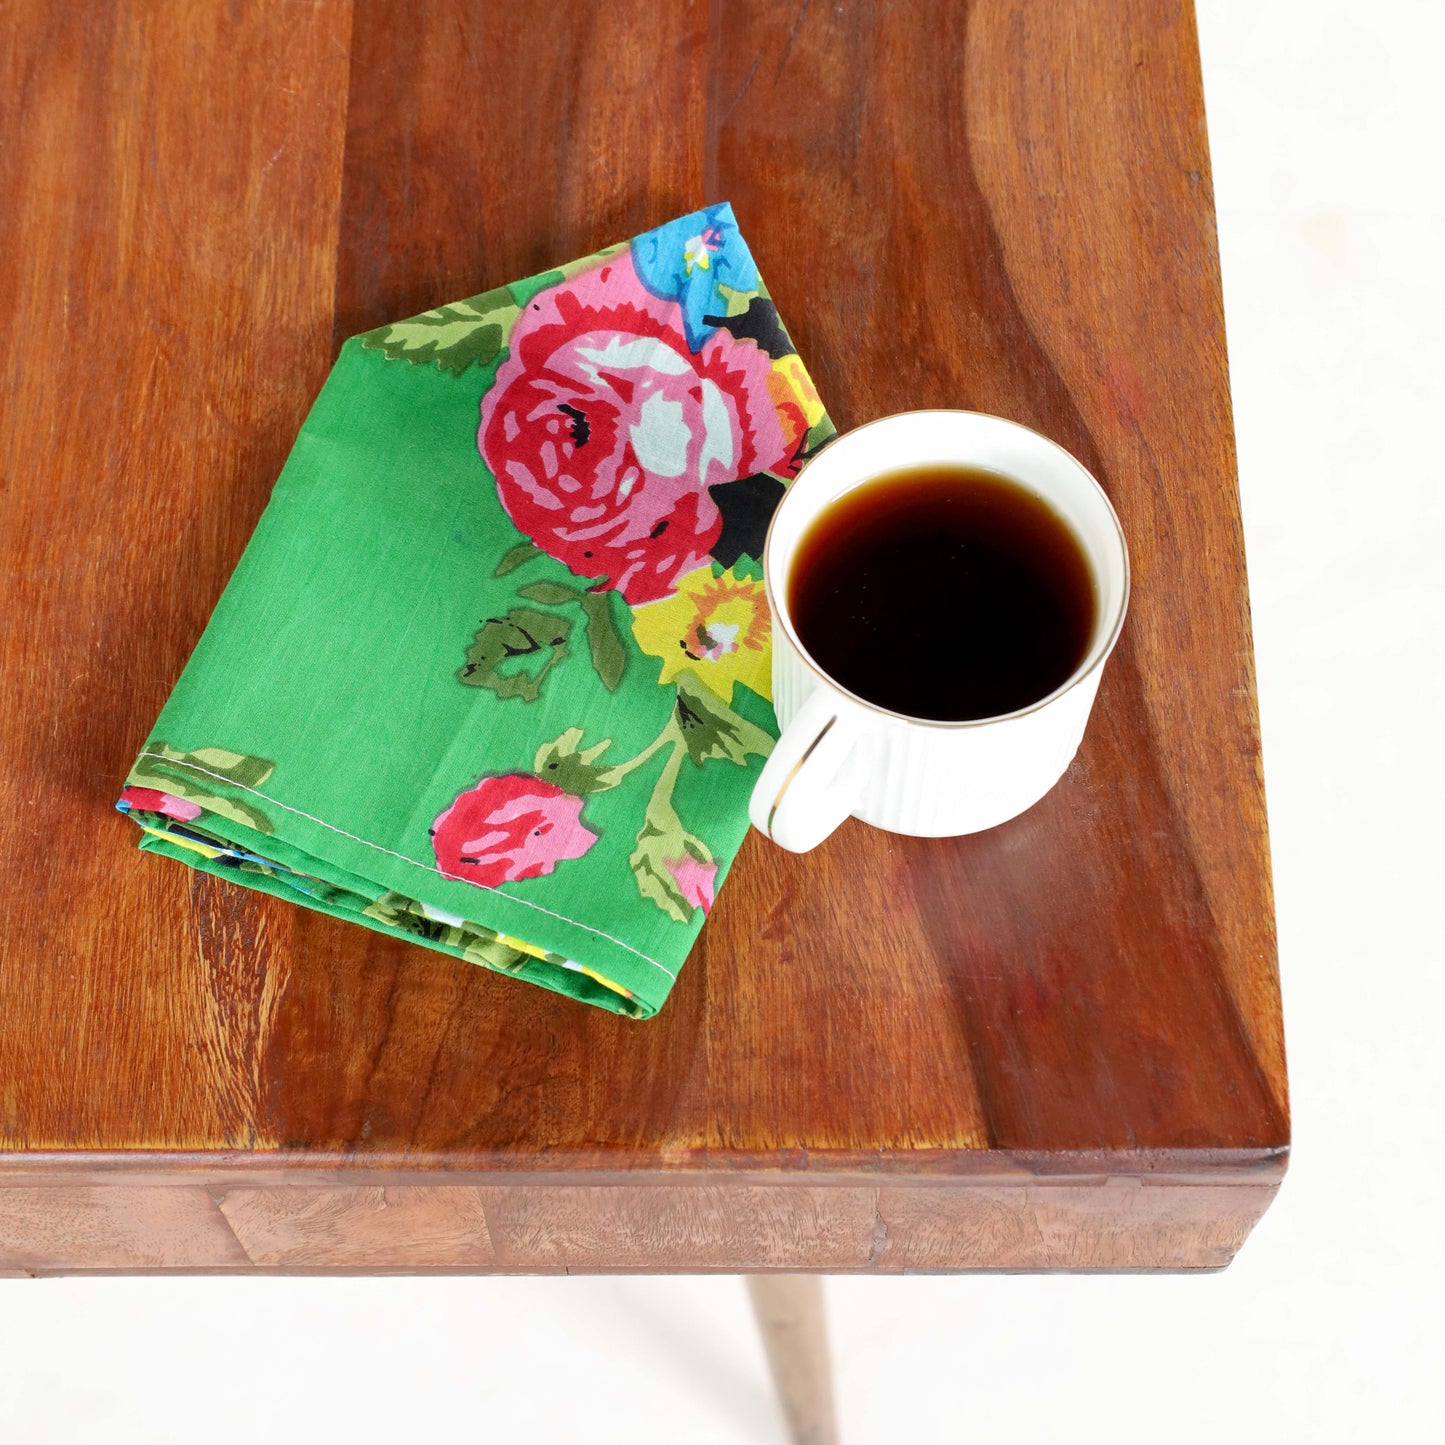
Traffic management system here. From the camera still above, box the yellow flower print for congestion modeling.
[769,354,826,429]
[631,565,772,702]
[562,958,638,1003]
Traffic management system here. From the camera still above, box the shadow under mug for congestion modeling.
[748,410,1130,853]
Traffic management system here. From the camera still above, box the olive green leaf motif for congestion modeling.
[514,579,628,693]
[358,283,519,376]
[126,743,276,834]
[804,412,838,455]
[673,669,774,768]
[495,541,543,576]
[462,548,629,700]
[629,741,717,924]
[534,728,622,795]
[711,281,759,320]
[459,607,571,702]
[576,592,627,692]
[362,891,560,975]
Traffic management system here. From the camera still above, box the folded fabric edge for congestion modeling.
[119,744,678,1013]
[116,795,653,1020]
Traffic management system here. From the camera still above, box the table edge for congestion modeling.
[0,1145,1288,1189]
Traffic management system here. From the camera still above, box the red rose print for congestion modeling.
[432,774,598,888]
[479,255,802,604]
[119,786,203,822]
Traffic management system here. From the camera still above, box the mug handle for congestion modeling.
[750,688,870,852]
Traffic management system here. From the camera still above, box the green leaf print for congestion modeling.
[516,580,627,693]
[534,728,621,795]
[803,412,839,456]
[628,741,714,925]
[508,268,567,308]
[673,670,774,768]
[495,541,543,576]
[182,747,274,789]
[516,581,579,607]
[126,742,276,834]
[579,592,626,692]
[358,283,518,375]
[361,891,553,976]
[712,281,759,319]
[459,607,571,702]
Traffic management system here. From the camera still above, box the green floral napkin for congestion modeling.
[118,204,833,1018]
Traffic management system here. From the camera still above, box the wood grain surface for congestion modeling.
[0,0,1288,1273]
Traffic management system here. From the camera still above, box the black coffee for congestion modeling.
[788,464,1097,722]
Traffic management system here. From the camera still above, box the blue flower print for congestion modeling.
[630,202,761,353]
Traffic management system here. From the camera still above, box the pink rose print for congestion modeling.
[432,774,598,888]
[479,254,802,605]
[118,786,203,822]
[664,855,718,916]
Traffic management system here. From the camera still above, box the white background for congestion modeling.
[3,1,1441,1439]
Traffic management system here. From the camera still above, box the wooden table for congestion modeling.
[1,0,1286,1284]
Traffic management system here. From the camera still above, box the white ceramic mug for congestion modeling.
[749,410,1130,852]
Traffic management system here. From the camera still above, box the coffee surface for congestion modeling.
[787,465,1097,721]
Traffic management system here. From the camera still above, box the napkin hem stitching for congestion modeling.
[135,750,676,979]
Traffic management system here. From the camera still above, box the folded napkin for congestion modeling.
[118,204,833,1018]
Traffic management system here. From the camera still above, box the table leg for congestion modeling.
[746,1275,839,1445]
